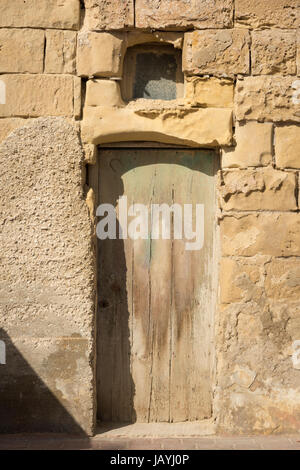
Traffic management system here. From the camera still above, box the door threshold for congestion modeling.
[96,420,216,438]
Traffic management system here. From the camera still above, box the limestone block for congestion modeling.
[77,32,125,78]
[0,28,44,74]
[0,117,95,434]
[236,313,264,343]
[0,75,74,118]
[220,168,297,211]
[185,77,234,108]
[275,126,300,169]
[86,80,125,107]
[288,314,300,343]
[135,0,234,29]
[232,366,257,389]
[81,105,233,147]
[265,258,300,302]
[218,302,265,348]
[235,76,300,123]
[221,213,300,257]
[84,0,134,30]
[218,390,300,434]
[45,30,77,74]
[252,30,297,76]
[0,0,80,30]
[183,29,250,76]
[220,257,264,304]
[222,122,273,168]
[235,0,300,29]
[74,76,82,119]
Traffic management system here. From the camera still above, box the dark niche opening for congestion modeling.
[121,44,184,102]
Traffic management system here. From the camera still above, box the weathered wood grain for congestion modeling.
[97,149,216,423]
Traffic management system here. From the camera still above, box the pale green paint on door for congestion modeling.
[97,148,217,423]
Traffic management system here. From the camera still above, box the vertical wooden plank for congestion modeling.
[168,150,195,422]
[114,153,136,422]
[170,150,216,421]
[97,150,134,422]
[147,155,173,422]
[129,151,154,422]
[128,150,173,422]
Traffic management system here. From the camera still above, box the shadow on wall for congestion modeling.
[97,163,137,424]
[0,329,87,435]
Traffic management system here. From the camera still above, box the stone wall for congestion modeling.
[0,119,95,434]
[0,0,299,435]
[0,1,95,435]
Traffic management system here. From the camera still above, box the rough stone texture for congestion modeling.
[0,75,75,118]
[0,29,44,74]
[235,76,300,123]
[275,126,300,169]
[252,30,297,76]
[221,213,300,257]
[183,29,250,76]
[86,80,125,107]
[0,0,80,30]
[77,32,125,78]
[84,0,134,30]
[0,118,94,434]
[81,105,233,147]
[220,168,297,211]
[220,255,300,313]
[220,255,300,312]
[83,144,97,165]
[0,118,80,143]
[217,385,300,434]
[45,30,77,74]
[216,330,300,433]
[185,77,234,108]
[222,122,273,168]
[231,365,257,389]
[0,118,35,144]
[220,256,264,304]
[217,250,300,434]
[235,0,300,29]
[265,258,300,303]
[135,0,234,30]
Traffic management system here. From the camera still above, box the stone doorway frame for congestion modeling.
[87,141,220,433]
[81,30,231,433]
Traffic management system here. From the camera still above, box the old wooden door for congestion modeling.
[96,148,217,423]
